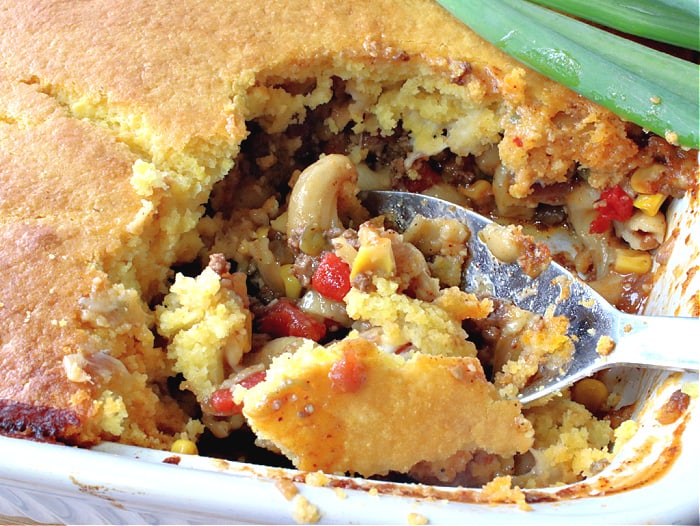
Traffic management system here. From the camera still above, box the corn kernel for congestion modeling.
[255,226,270,239]
[614,248,652,274]
[571,378,609,413]
[474,145,501,176]
[299,225,325,256]
[171,439,198,455]
[280,264,302,299]
[269,212,287,232]
[633,193,666,216]
[350,238,395,279]
[630,164,665,194]
[461,179,493,206]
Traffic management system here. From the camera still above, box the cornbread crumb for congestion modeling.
[521,398,614,487]
[344,277,483,357]
[275,479,299,500]
[156,266,251,401]
[596,335,616,356]
[333,488,347,499]
[291,494,321,524]
[93,390,128,436]
[495,306,574,398]
[407,512,430,525]
[613,420,639,453]
[306,471,331,487]
[182,418,206,440]
[481,476,531,511]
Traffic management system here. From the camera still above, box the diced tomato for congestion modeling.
[312,252,352,301]
[589,185,634,234]
[403,161,441,193]
[207,371,267,416]
[513,136,523,147]
[328,347,367,393]
[208,388,240,416]
[257,298,327,341]
[238,370,267,389]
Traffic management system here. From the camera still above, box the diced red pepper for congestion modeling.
[589,185,634,234]
[328,347,367,393]
[393,343,413,355]
[312,252,352,301]
[257,298,327,341]
[207,370,267,416]
[403,161,441,193]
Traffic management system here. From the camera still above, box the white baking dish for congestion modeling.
[1,185,698,526]
[0,376,697,525]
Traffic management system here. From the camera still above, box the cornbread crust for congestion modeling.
[240,338,533,477]
[0,1,643,194]
[0,80,190,445]
[0,0,692,453]
[0,220,93,442]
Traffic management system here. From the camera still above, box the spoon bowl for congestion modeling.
[360,190,699,404]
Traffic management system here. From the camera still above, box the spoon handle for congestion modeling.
[611,313,700,372]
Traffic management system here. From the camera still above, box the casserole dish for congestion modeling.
[0,0,697,523]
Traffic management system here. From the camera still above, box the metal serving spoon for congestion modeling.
[360,190,700,404]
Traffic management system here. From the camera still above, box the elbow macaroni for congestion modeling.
[614,211,666,251]
[565,183,619,280]
[286,154,365,247]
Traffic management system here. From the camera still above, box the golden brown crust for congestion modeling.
[0,221,95,442]
[241,338,533,477]
[0,81,142,223]
[0,81,137,439]
[0,0,648,184]
[0,80,188,445]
